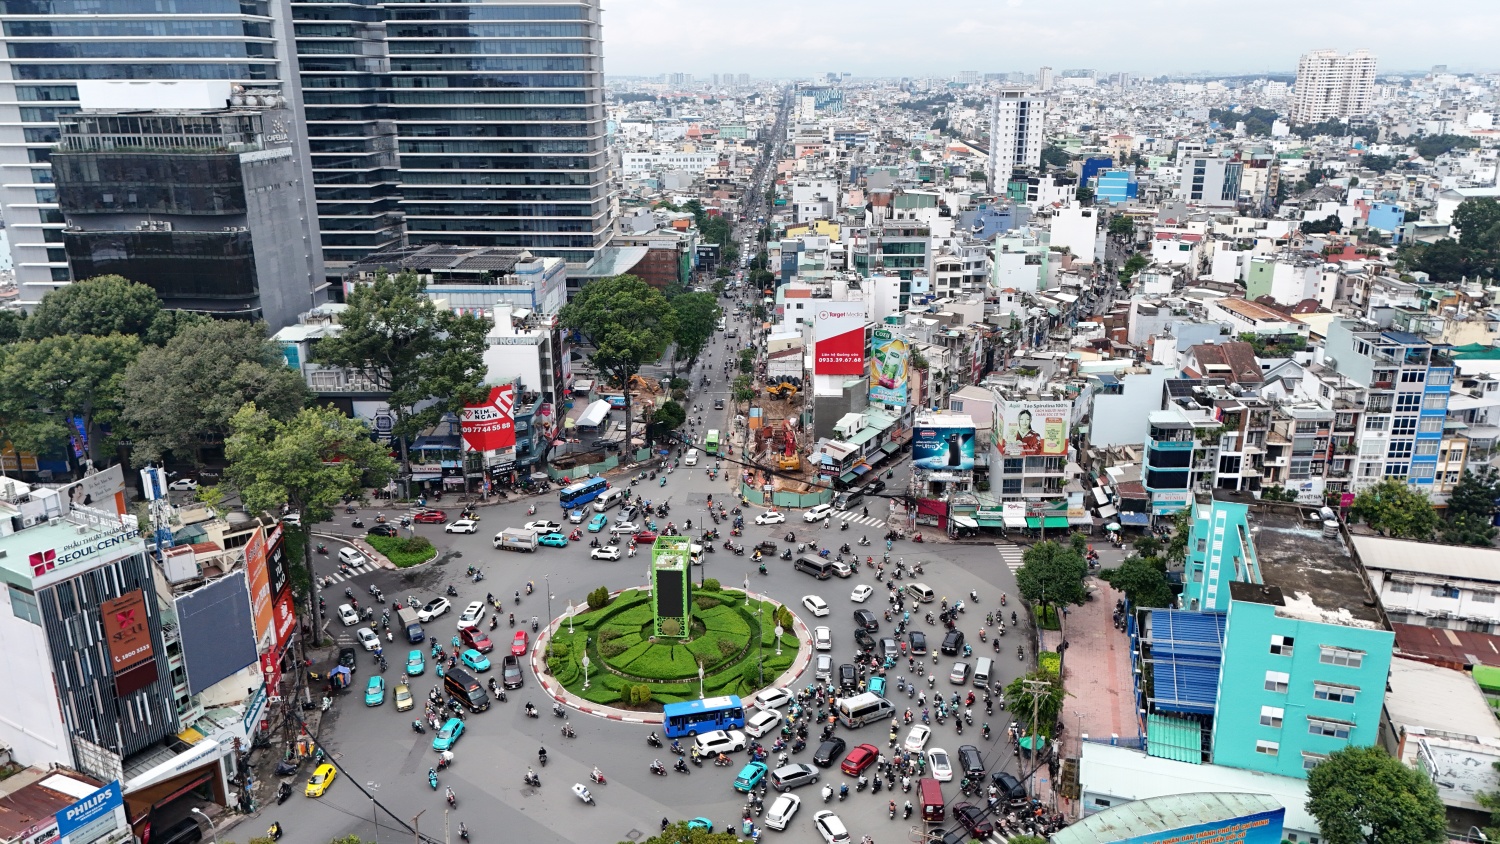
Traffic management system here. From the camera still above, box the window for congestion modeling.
[1423,393,1447,410]
[1319,646,1363,668]
[1410,464,1436,480]
[1396,394,1422,412]
[1270,635,1294,656]
[1391,417,1417,436]
[1387,440,1413,459]
[1255,739,1279,756]
[1428,370,1452,386]
[1364,416,1388,431]
[1388,581,1413,594]
[8,586,40,626]
[1302,752,1327,772]
[1400,370,1426,383]
[1430,584,1458,598]
[1414,440,1439,457]
[1260,705,1284,727]
[1295,421,1320,434]
[1264,670,1289,693]
[1418,416,1444,434]
[1474,591,1495,603]
[1307,717,1352,739]
[1196,538,1207,554]
[1313,682,1358,704]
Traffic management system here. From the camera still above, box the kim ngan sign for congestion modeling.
[460,385,516,452]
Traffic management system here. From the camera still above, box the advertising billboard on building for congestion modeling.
[813,306,866,375]
[868,329,909,407]
[100,589,158,696]
[57,781,128,844]
[266,523,289,597]
[1104,806,1284,844]
[58,464,128,517]
[912,425,976,471]
[460,385,516,452]
[177,573,259,696]
[998,401,1071,458]
[244,528,273,641]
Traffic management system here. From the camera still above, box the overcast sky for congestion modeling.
[602,0,1500,78]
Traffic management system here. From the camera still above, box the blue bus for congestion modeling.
[662,695,746,738]
[558,476,610,510]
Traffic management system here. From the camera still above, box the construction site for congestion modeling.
[741,375,826,497]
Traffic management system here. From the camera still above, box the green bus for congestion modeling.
[705,429,720,455]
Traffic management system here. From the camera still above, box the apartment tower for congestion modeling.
[1290,49,1377,124]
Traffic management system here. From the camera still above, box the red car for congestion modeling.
[840,743,879,776]
[510,630,529,657]
[633,530,658,544]
[953,803,994,839]
[413,510,447,524]
[461,627,494,654]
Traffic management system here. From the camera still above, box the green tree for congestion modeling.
[1410,237,1473,282]
[1452,197,1500,251]
[0,310,25,344]
[1015,540,1088,624]
[1107,215,1135,237]
[120,320,309,464]
[1041,145,1071,169]
[1305,745,1446,844]
[1361,154,1396,174]
[1165,507,1192,564]
[1413,133,1479,161]
[0,332,140,464]
[1441,468,1500,546]
[670,293,722,376]
[225,403,396,631]
[1075,186,1095,205]
[1119,254,1149,289]
[732,374,755,407]
[1302,214,1343,235]
[23,274,200,344]
[649,400,687,444]
[1099,555,1174,608]
[312,272,488,492]
[1350,478,1439,540]
[559,275,677,452]
[1003,670,1066,737]
[623,821,741,844]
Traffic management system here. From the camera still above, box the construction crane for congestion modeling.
[776,417,801,471]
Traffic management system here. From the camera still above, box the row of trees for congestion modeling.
[1398,197,1500,282]
[1349,469,1500,545]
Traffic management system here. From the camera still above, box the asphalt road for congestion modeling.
[273,307,1046,844]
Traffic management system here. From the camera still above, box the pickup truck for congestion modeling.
[397,606,424,643]
[494,528,538,553]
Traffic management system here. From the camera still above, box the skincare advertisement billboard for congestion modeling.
[999,401,1071,458]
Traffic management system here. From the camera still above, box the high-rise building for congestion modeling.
[0,0,320,308]
[1037,66,1053,91]
[1179,154,1243,207]
[986,88,1043,187]
[293,0,613,271]
[736,73,749,86]
[1290,49,1376,124]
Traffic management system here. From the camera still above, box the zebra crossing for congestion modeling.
[995,542,1026,574]
[319,551,378,584]
[835,509,886,529]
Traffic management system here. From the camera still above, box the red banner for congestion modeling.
[813,307,866,375]
[460,386,517,452]
[272,590,297,651]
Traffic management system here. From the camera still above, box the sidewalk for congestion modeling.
[1040,576,1139,758]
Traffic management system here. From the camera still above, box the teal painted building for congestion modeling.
[1180,499,1259,614]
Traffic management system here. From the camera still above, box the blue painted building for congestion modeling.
[1095,168,1139,205]
[1080,156,1114,190]
[1365,202,1405,242]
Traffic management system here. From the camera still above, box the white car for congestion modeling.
[609,522,639,535]
[568,510,585,524]
[356,627,379,651]
[694,729,748,756]
[813,626,832,651]
[744,709,782,739]
[168,477,198,491]
[337,604,358,626]
[802,595,829,617]
[418,597,451,622]
[803,504,833,523]
[524,520,562,534]
[927,748,953,782]
[590,546,622,561]
[765,793,801,831]
[444,519,479,534]
[338,547,366,567]
[755,511,787,526]
[753,687,793,711]
[904,724,932,753]
[280,512,301,526]
[813,810,850,844]
[457,601,485,630]
[850,585,873,603]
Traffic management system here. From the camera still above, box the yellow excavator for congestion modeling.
[766,382,798,400]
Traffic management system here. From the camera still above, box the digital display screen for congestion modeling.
[656,574,684,616]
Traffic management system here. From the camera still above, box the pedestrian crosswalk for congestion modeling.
[321,555,377,584]
[995,543,1026,574]
[835,509,886,529]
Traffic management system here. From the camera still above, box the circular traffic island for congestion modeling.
[544,581,802,710]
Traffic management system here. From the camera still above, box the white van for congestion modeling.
[592,487,627,512]
[836,692,895,728]
[973,657,994,689]
[684,449,699,466]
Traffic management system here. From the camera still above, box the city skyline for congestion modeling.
[601,0,1500,78]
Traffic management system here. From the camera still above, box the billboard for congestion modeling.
[245,528,273,641]
[58,781,128,844]
[912,425,976,471]
[1106,806,1284,844]
[100,590,158,696]
[813,306,865,375]
[460,385,516,452]
[999,400,1071,458]
[266,523,290,597]
[868,329,909,407]
[58,464,128,517]
[177,573,259,696]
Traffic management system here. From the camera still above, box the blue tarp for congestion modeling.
[1119,512,1151,526]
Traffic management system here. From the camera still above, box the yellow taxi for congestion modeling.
[394,683,414,712]
[305,763,337,797]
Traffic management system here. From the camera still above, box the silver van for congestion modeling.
[836,691,895,728]
[904,582,935,603]
[815,654,833,681]
[973,657,994,689]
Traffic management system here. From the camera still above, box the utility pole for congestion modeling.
[412,809,424,844]
[1017,678,1050,800]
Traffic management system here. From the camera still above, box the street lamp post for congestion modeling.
[698,661,705,699]
[545,574,552,629]
[190,809,218,844]
[581,655,591,691]
[757,602,765,684]
[774,624,784,657]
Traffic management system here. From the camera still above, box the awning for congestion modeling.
[1092,487,1109,505]
[577,399,610,428]
[839,471,859,484]
[1025,516,1070,529]
[880,442,903,455]
[976,517,1004,527]
[1119,512,1151,526]
[952,516,978,529]
[1097,504,1118,518]
[1004,515,1028,528]
[852,464,872,476]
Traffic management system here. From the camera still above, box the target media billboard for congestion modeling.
[813,307,866,375]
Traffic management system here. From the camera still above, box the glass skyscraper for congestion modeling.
[292,0,613,273]
[0,0,322,304]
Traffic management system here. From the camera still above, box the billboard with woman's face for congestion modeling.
[999,401,1070,457]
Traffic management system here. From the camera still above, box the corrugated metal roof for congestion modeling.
[1052,791,1283,844]
[1146,713,1204,763]
[1144,610,1226,714]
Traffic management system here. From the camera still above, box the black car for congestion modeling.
[812,737,847,768]
[337,646,358,674]
[714,399,725,410]
[861,480,887,496]
[957,744,984,776]
[879,638,899,661]
[367,524,399,538]
[502,655,525,689]
[940,629,966,656]
[991,771,1026,802]
[908,630,928,655]
[754,541,777,554]
[854,629,876,652]
[853,609,879,632]
[953,804,994,839]
[837,663,857,690]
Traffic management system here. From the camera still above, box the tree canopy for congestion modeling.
[559,274,677,448]
[121,320,309,464]
[1441,467,1500,546]
[23,274,200,345]
[621,821,740,844]
[0,332,140,463]
[670,292,721,376]
[313,272,488,485]
[1349,478,1438,540]
[1305,746,1446,844]
[1015,540,1088,620]
[1099,554,1174,608]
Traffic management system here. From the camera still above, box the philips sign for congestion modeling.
[58,781,127,844]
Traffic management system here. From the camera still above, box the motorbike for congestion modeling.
[315,543,327,555]
[428,769,440,790]
[524,703,539,718]
[590,768,607,784]
[553,702,565,717]
[758,563,767,575]
[539,748,548,767]
[572,783,595,805]
[858,537,870,546]
[912,533,925,543]
[650,762,668,777]
[352,518,365,528]
[647,732,663,748]
[446,585,458,597]
[821,785,833,803]
[276,782,292,804]
[459,824,470,842]
[561,723,576,738]
[523,771,541,787]
[674,758,689,774]
[268,823,283,842]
